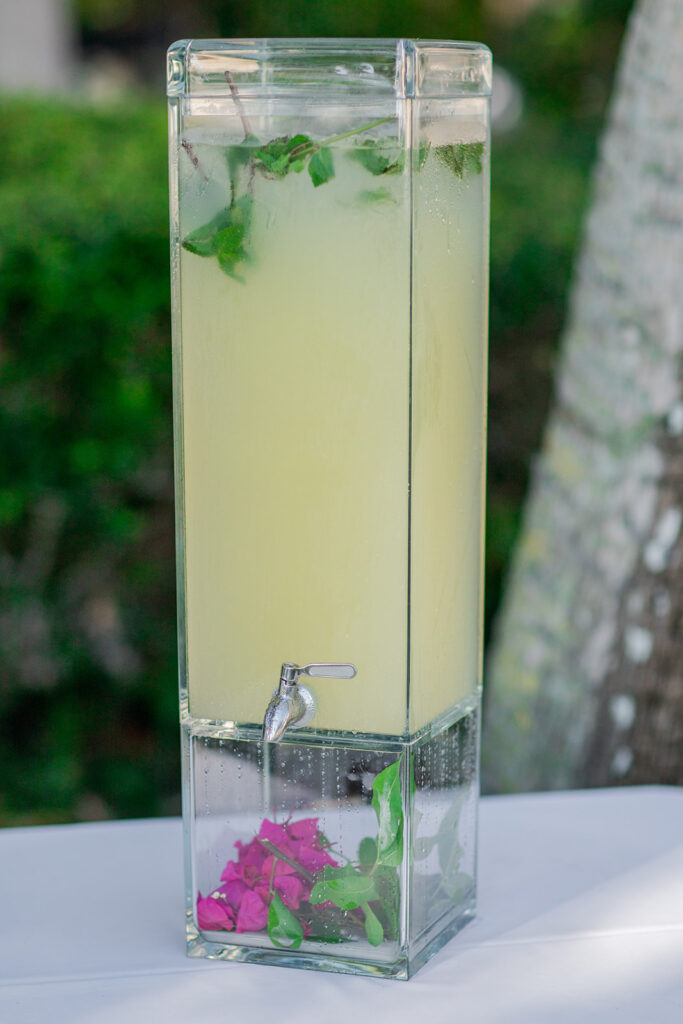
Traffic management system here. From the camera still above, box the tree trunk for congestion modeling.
[483,0,683,793]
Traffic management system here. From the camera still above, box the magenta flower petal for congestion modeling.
[220,860,242,884]
[297,845,338,872]
[287,818,319,842]
[262,854,296,878]
[274,874,305,910]
[259,818,291,847]
[235,889,269,933]
[236,837,268,870]
[218,878,248,909]
[196,893,236,932]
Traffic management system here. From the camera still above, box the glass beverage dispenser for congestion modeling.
[168,38,490,979]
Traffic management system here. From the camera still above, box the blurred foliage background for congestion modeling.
[0,0,634,824]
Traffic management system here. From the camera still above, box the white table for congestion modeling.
[1,787,682,1023]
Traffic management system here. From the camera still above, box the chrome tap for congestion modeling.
[262,661,357,743]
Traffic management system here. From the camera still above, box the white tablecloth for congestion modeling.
[1,787,682,1022]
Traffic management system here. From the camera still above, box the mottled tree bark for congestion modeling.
[483,0,683,793]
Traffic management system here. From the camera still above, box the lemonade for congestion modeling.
[174,116,487,736]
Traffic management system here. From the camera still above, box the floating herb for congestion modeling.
[308,146,335,187]
[182,194,253,280]
[434,140,485,179]
[357,186,396,205]
[180,103,485,281]
[417,141,431,170]
[253,133,313,178]
[347,138,404,176]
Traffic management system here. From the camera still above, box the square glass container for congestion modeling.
[168,37,490,979]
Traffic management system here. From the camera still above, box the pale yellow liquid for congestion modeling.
[177,133,486,735]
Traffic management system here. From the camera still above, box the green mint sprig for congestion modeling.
[180,119,485,281]
[181,194,253,281]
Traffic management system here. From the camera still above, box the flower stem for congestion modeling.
[257,839,315,882]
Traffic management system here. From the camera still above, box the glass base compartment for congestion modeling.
[182,698,479,980]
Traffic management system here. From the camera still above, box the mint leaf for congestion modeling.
[361,903,384,946]
[254,134,314,178]
[182,195,253,279]
[358,186,396,205]
[181,207,233,257]
[371,759,404,867]
[310,865,380,910]
[417,141,431,170]
[348,139,404,176]
[231,193,253,229]
[308,146,334,187]
[434,141,484,179]
[267,893,304,950]
[215,223,247,279]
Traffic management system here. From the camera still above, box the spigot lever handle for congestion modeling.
[278,661,357,686]
[300,663,357,680]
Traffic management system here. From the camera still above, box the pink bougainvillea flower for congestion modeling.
[222,836,269,889]
[297,843,338,873]
[259,818,292,848]
[236,836,268,871]
[220,860,243,884]
[196,892,236,932]
[236,888,269,933]
[218,878,249,910]
[209,815,340,936]
[262,853,297,879]
[287,818,319,843]
[273,874,305,910]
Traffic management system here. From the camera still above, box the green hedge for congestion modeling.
[0,95,591,823]
[0,98,176,823]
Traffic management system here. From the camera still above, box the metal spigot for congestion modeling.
[262,661,357,743]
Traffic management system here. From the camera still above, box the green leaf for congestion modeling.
[358,836,378,866]
[305,908,346,943]
[181,207,233,257]
[439,870,473,903]
[434,141,485,179]
[417,142,431,170]
[413,834,438,860]
[371,759,404,867]
[214,223,247,278]
[373,865,400,940]
[308,146,335,187]
[348,139,404,176]
[254,134,314,178]
[231,193,253,229]
[309,865,380,910]
[362,903,384,946]
[267,893,304,950]
[358,187,396,205]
